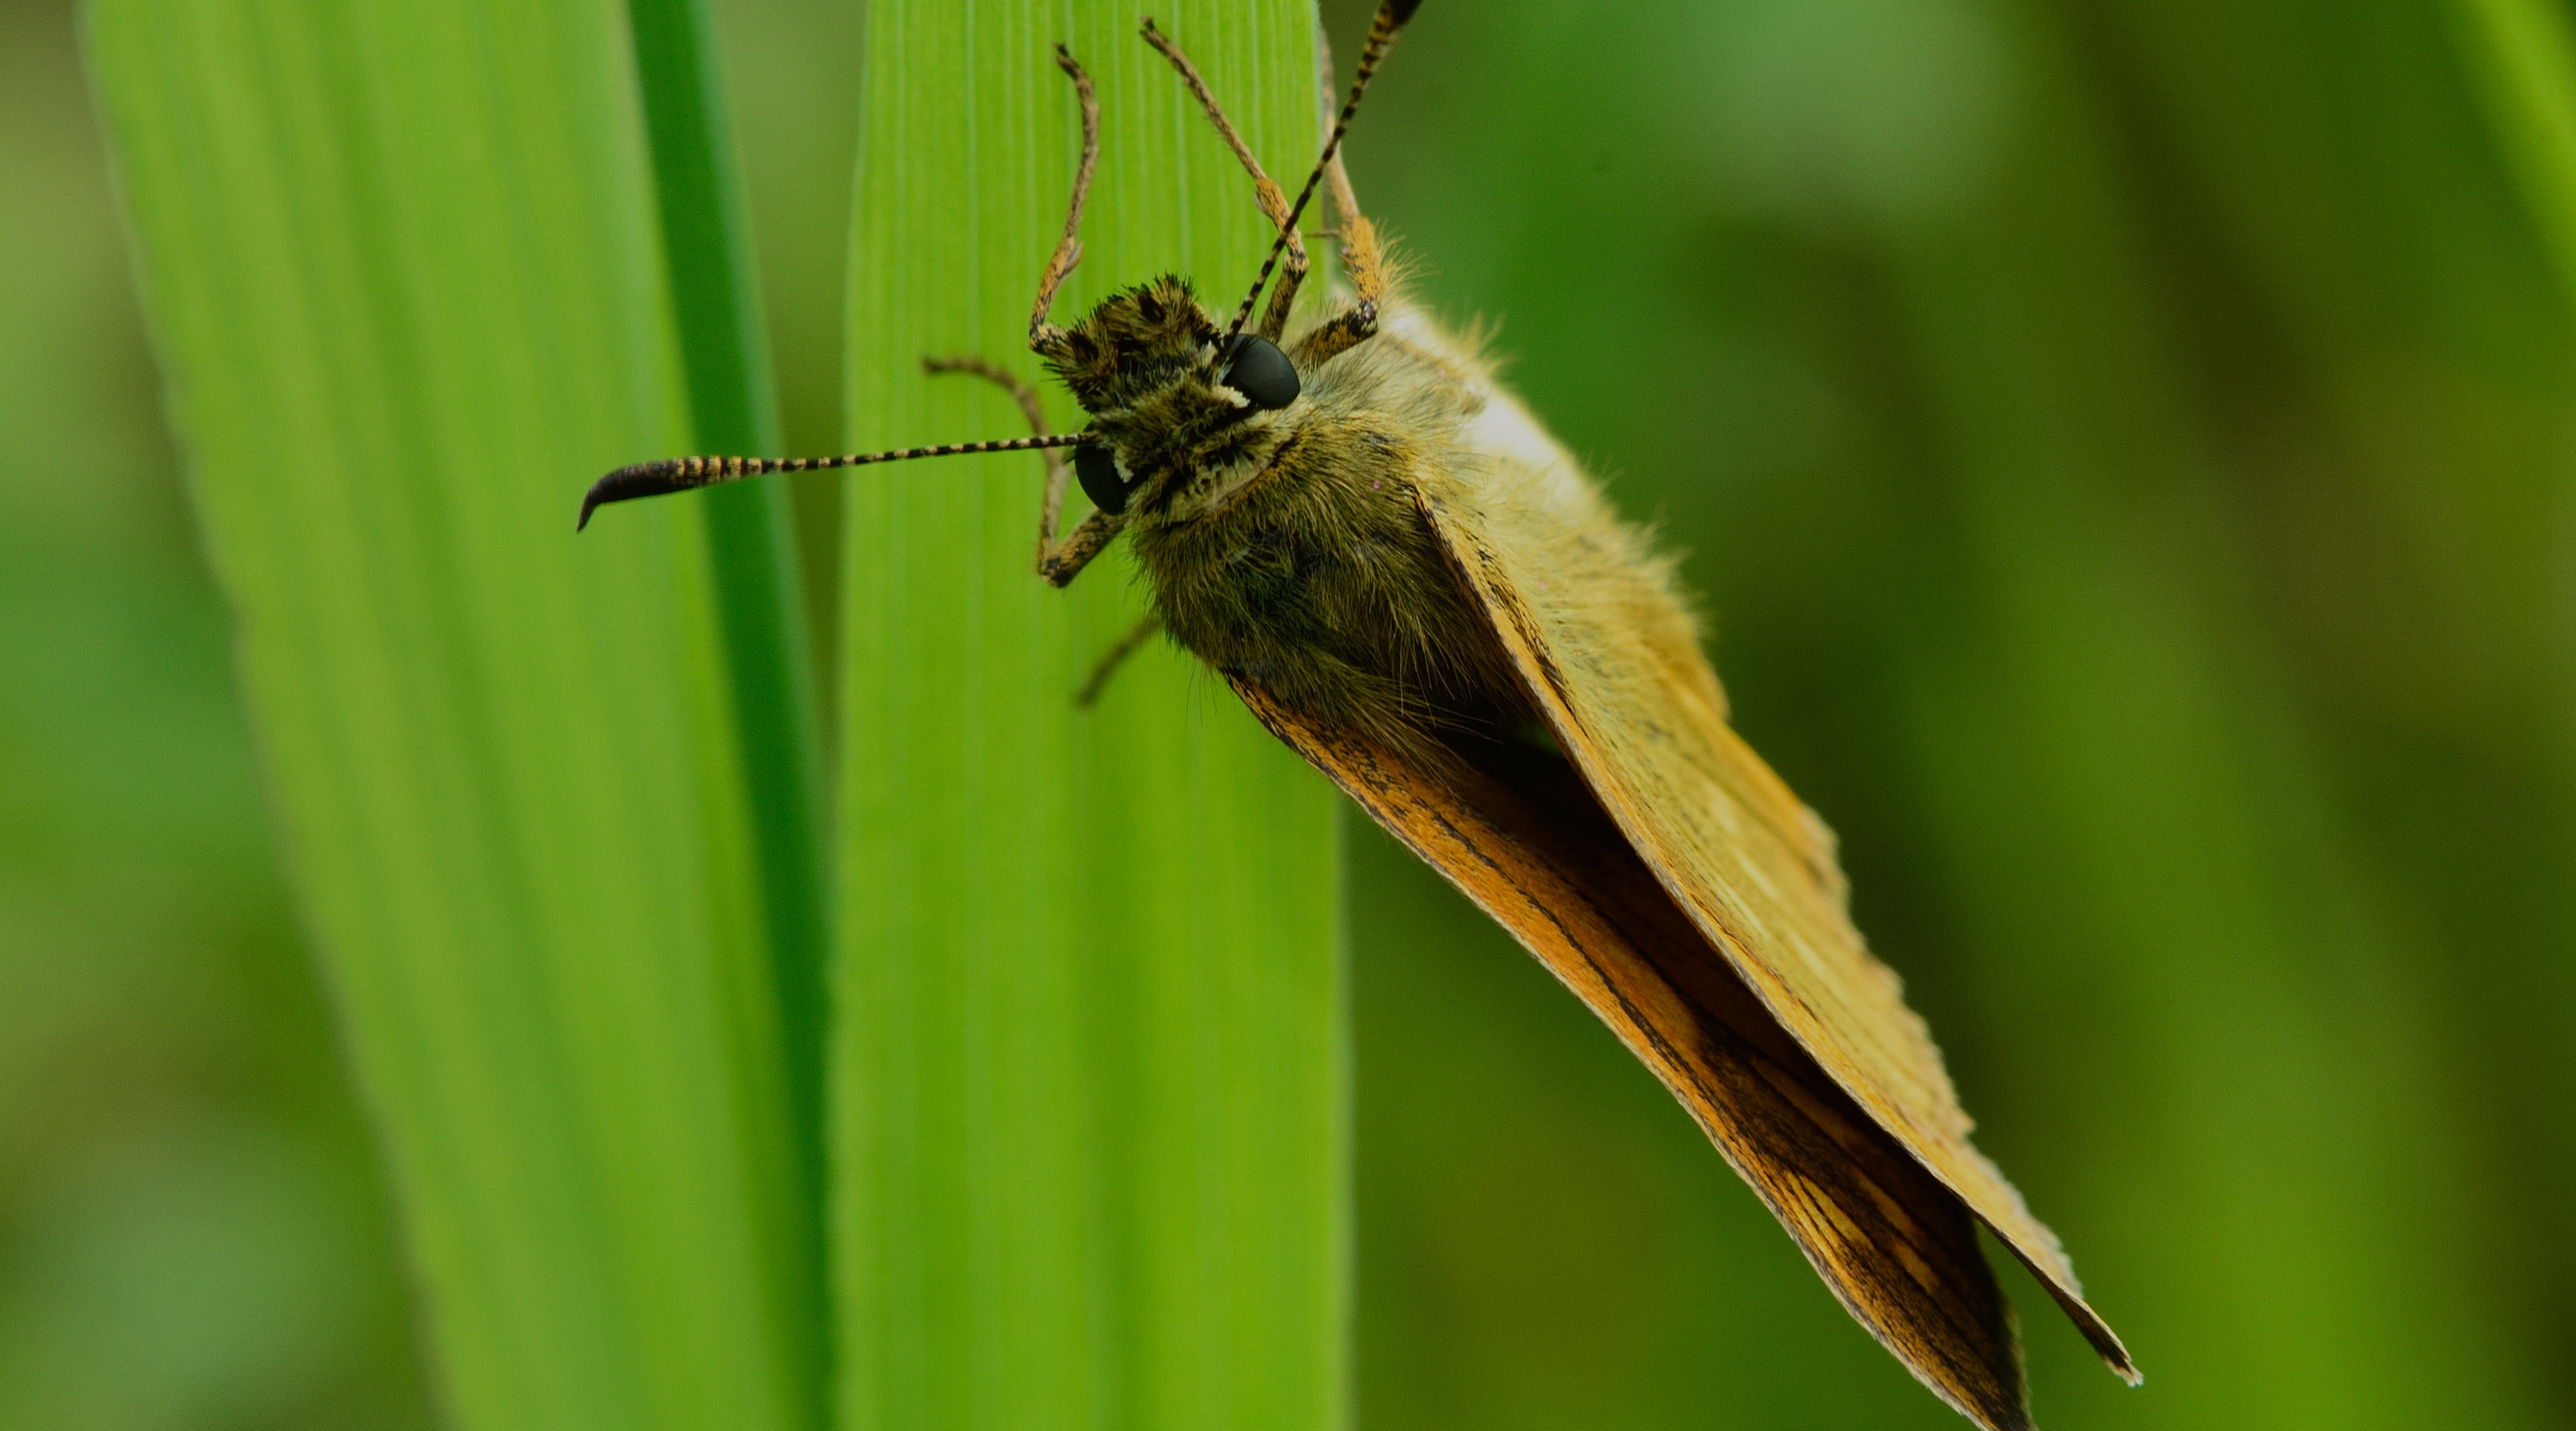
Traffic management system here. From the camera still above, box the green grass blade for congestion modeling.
[86,3,813,1428]
[625,0,833,1411]
[832,4,1345,1428]
[2451,0,2576,304]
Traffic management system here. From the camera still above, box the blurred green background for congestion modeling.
[7,0,2573,1425]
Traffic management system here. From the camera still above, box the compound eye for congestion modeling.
[1074,442,1128,516]
[1221,333,1300,411]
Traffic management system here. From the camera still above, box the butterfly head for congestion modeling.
[1038,275,1302,516]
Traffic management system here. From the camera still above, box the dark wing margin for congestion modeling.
[1231,679,2040,1431]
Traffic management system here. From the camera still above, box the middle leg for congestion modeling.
[923,353,1120,585]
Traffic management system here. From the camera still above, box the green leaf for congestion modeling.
[2450,0,2576,305]
[86,2,816,1428]
[625,0,832,1412]
[833,4,1347,1428]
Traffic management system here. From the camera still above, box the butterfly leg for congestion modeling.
[1293,24,1390,368]
[923,354,1074,565]
[1029,44,1100,351]
[1038,510,1123,590]
[1075,612,1164,707]
[922,353,1120,586]
[1292,166,1385,365]
[1141,19,1309,341]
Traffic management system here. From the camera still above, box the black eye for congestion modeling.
[1074,443,1128,515]
[1221,333,1300,411]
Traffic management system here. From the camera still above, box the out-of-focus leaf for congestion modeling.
[87,2,814,1427]
[2451,0,2576,303]
[625,0,832,1410]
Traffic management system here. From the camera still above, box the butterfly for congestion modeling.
[580,4,2137,1423]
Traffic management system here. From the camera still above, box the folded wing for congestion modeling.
[1408,470,2135,1392]
[1236,681,2044,1429]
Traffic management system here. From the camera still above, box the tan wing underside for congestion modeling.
[1410,486,2136,1389]
[1234,680,2037,1430]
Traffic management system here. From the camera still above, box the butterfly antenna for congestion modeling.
[1224,0,1423,343]
[577,433,1088,531]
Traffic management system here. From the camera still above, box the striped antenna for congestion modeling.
[577,433,1088,531]
[1224,0,1423,342]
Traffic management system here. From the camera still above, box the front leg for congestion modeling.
[1040,509,1123,589]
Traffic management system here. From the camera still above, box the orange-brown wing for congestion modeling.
[1410,484,2137,1390]
[1234,680,2039,1430]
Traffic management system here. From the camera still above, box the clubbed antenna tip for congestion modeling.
[577,459,691,531]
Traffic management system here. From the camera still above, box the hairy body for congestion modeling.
[1063,276,1701,772]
